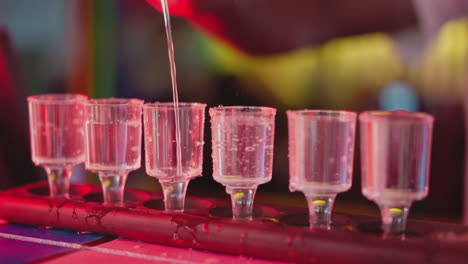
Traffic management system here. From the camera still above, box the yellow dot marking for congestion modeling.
[104,180,111,188]
[50,172,56,181]
[164,186,174,194]
[262,217,280,223]
[374,112,391,116]
[233,192,245,200]
[389,208,403,215]
[312,200,326,207]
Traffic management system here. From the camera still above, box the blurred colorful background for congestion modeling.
[0,0,467,223]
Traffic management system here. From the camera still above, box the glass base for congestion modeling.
[45,167,72,198]
[226,187,257,221]
[160,181,189,212]
[379,205,410,237]
[99,174,128,206]
[305,194,336,230]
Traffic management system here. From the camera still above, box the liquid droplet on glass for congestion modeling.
[239,232,247,246]
[200,223,210,234]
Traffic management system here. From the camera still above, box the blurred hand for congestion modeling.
[146,0,416,55]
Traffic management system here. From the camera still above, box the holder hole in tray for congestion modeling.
[279,212,354,229]
[357,222,425,237]
[28,185,93,197]
[209,205,279,219]
[143,197,212,212]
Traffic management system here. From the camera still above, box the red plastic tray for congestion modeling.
[0,181,467,264]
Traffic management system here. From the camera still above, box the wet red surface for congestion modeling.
[1,181,468,264]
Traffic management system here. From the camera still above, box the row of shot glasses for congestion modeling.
[27,94,434,236]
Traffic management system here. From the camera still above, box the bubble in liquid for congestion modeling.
[130,146,140,152]
[245,146,255,152]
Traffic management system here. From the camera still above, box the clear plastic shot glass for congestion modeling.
[28,93,88,198]
[210,106,276,220]
[360,110,434,237]
[287,110,357,229]
[85,98,143,206]
[143,102,206,212]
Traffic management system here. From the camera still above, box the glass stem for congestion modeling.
[305,194,336,229]
[379,204,410,237]
[45,167,72,198]
[99,174,128,206]
[227,187,257,220]
[160,181,189,212]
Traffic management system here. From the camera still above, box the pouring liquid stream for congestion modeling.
[160,0,183,177]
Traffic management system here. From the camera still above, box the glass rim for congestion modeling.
[359,110,434,123]
[87,97,144,106]
[286,109,356,118]
[27,93,88,104]
[144,102,207,109]
[209,105,277,113]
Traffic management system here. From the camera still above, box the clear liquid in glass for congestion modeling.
[211,116,275,188]
[360,111,433,207]
[29,99,86,167]
[86,121,141,175]
[288,116,355,196]
[144,103,206,181]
